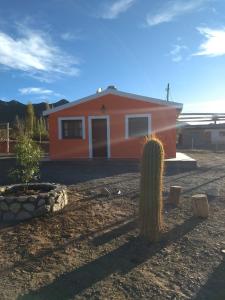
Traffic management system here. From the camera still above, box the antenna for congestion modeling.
[166,83,170,102]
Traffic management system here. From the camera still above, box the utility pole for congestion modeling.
[212,114,218,125]
[166,83,170,102]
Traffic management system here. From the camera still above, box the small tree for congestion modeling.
[14,115,25,138]
[26,102,36,137]
[45,101,50,110]
[10,135,42,187]
[33,117,49,142]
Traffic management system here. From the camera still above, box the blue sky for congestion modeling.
[0,0,225,112]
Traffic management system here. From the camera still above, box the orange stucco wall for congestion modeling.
[48,94,177,160]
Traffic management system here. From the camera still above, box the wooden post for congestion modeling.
[168,186,182,206]
[192,194,209,218]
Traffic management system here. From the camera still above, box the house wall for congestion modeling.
[180,128,225,149]
[181,129,208,148]
[48,94,177,159]
[207,129,225,144]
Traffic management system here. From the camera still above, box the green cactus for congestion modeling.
[139,137,164,242]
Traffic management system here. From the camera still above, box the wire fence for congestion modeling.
[0,123,10,153]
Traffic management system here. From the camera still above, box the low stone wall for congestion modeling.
[0,183,68,222]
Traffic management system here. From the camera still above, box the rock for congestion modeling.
[0,201,8,211]
[45,205,51,212]
[39,193,49,200]
[17,196,29,203]
[23,203,35,212]
[56,195,63,204]
[64,195,68,205]
[0,187,6,193]
[206,187,220,197]
[52,203,62,212]
[46,197,55,206]
[16,211,31,221]
[3,212,15,221]
[100,187,111,196]
[28,196,38,202]
[5,197,16,204]
[49,191,57,198]
[9,202,21,213]
[34,206,47,216]
[0,184,68,222]
[37,199,45,207]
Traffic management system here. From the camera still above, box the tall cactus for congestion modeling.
[139,137,164,242]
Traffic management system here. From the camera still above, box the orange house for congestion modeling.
[43,86,183,160]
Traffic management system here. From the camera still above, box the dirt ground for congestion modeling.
[0,150,225,299]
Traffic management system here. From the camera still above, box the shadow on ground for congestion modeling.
[193,257,225,300]
[0,159,141,185]
[18,216,204,300]
[0,159,190,185]
[0,217,135,275]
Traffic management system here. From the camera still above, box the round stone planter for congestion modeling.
[0,183,68,222]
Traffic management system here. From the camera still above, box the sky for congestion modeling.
[0,0,225,112]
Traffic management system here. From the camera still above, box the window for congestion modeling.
[58,117,85,139]
[125,115,151,138]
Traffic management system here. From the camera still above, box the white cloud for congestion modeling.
[19,87,63,98]
[170,44,187,62]
[0,27,80,81]
[61,32,76,41]
[19,87,54,95]
[146,0,207,26]
[194,27,225,57]
[101,0,136,19]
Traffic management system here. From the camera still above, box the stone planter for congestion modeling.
[0,183,68,222]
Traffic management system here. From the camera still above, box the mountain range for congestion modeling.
[0,99,69,124]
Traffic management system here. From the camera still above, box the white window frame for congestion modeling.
[88,115,110,159]
[58,117,85,140]
[125,114,151,139]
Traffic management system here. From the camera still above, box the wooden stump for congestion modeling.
[192,194,209,218]
[168,186,182,206]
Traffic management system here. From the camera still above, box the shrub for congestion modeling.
[139,137,164,242]
[10,135,42,186]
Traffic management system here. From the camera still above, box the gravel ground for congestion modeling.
[0,150,225,299]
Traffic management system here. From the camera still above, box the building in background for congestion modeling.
[178,124,225,149]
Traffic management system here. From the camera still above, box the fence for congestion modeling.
[0,123,10,154]
[0,140,49,155]
[177,113,225,150]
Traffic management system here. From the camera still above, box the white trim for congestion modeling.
[43,89,183,116]
[125,114,151,139]
[58,117,85,140]
[88,115,110,159]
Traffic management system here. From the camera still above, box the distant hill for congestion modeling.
[0,99,69,124]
